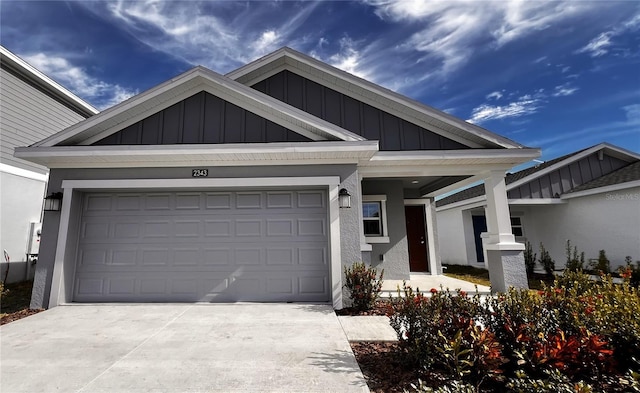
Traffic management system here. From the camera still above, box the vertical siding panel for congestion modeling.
[343,96,362,136]
[224,102,243,143]
[421,131,440,149]
[286,72,304,110]
[162,103,181,143]
[362,104,380,141]
[305,79,323,118]
[588,154,603,178]
[141,113,161,144]
[182,93,202,143]
[265,122,286,142]
[578,158,592,184]
[119,123,140,144]
[559,166,572,193]
[609,156,627,172]
[530,179,541,198]
[323,89,342,125]
[381,112,401,150]
[268,71,285,101]
[600,155,613,174]
[203,94,223,143]
[569,162,583,187]
[244,111,263,142]
[539,175,552,198]
[549,170,562,197]
[402,120,421,149]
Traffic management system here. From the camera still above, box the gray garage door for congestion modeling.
[73,190,330,302]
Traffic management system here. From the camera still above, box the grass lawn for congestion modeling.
[443,264,554,290]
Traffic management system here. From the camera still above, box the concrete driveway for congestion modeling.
[0,304,369,392]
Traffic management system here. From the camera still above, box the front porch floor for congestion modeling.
[381,274,491,297]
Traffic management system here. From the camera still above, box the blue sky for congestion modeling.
[1,1,639,162]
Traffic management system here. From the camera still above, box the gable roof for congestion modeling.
[227,47,526,150]
[567,160,640,194]
[0,45,98,118]
[437,143,640,206]
[30,65,365,148]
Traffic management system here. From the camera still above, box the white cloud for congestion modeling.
[97,0,320,72]
[467,95,542,124]
[577,13,640,57]
[23,53,137,110]
[552,83,578,97]
[328,37,368,79]
[368,0,592,78]
[623,104,640,122]
[486,91,503,100]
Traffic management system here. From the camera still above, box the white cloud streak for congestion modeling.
[577,13,640,57]
[22,53,137,110]
[466,95,542,124]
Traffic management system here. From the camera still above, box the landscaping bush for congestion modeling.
[343,262,383,311]
[590,249,611,274]
[524,241,536,277]
[394,271,640,392]
[619,256,640,288]
[538,243,555,277]
[564,240,585,272]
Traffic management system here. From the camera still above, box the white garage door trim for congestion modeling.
[49,177,342,308]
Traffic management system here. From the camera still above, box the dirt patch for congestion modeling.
[1,308,44,325]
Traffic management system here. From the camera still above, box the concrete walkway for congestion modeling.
[0,304,369,393]
[381,274,491,297]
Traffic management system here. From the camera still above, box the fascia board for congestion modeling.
[505,143,639,191]
[14,141,379,168]
[228,48,526,150]
[368,148,540,163]
[0,46,98,116]
[435,196,487,212]
[560,180,640,200]
[37,66,364,147]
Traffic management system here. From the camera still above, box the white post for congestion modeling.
[424,198,441,275]
[483,171,527,292]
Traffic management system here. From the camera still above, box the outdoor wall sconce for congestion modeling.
[338,188,352,208]
[43,192,63,212]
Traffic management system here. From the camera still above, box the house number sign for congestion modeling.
[192,169,209,177]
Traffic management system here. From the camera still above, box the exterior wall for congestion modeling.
[32,164,361,309]
[93,91,309,145]
[0,171,45,283]
[508,152,628,199]
[252,70,469,151]
[0,67,87,282]
[361,179,410,279]
[437,186,640,271]
[524,187,640,270]
[0,68,85,171]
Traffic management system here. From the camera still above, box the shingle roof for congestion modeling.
[567,160,640,194]
[436,149,586,207]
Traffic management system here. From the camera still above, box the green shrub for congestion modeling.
[619,256,640,288]
[343,262,383,311]
[538,243,555,277]
[524,241,536,276]
[590,250,611,274]
[564,240,585,272]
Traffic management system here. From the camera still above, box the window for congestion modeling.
[510,216,524,237]
[362,195,389,243]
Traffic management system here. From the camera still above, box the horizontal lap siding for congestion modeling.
[251,70,469,151]
[0,68,86,171]
[93,92,310,145]
[507,153,630,199]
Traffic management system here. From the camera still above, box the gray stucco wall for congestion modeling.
[361,179,410,279]
[31,164,361,308]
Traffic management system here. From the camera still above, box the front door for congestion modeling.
[405,205,428,272]
[472,215,487,263]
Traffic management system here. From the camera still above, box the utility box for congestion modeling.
[27,222,42,257]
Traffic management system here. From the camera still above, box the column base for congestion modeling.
[486,249,528,293]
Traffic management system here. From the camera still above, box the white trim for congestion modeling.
[362,195,389,243]
[507,143,640,191]
[227,47,527,149]
[0,163,48,182]
[509,198,567,205]
[427,174,484,198]
[48,176,344,308]
[436,195,487,212]
[0,46,98,116]
[16,141,379,168]
[561,180,640,200]
[33,68,364,148]
[370,149,541,162]
[405,199,439,274]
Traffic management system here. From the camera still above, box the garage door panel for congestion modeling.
[74,190,330,302]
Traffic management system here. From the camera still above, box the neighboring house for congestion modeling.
[0,46,97,284]
[16,47,539,309]
[437,143,640,271]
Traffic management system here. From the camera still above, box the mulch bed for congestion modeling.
[1,308,43,325]
[335,300,393,316]
[350,341,422,393]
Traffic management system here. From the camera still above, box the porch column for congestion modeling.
[424,197,442,275]
[484,171,527,292]
[357,175,372,260]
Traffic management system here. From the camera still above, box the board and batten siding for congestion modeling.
[507,152,629,199]
[252,70,469,151]
[0,68,86,173]
[93,91,311,145]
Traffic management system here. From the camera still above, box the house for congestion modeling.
[437,143,640,271]
[0,46,97,284]
[15,47,539,309]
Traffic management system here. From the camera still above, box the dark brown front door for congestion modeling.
[405,205,429,272]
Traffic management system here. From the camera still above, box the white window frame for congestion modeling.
[362,195,389,243]
[510,215,524,238]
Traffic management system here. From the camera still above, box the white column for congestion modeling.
[483,171,527,292]
[357,175,372,252]
[424,198,441,275]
